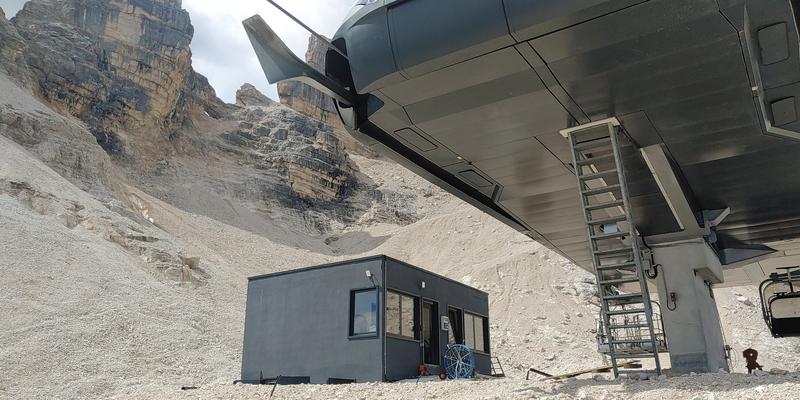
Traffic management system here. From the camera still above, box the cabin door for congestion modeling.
[422,300,439,365]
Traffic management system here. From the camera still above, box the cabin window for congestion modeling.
[447,307,463,344]
[386,290,418,339]
[464,312,488,353]
[350,288,378,336]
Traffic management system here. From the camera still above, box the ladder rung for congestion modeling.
[591,231,628,241]
[586,200,624,211]
[576,153,614,166]
[587,215,626,226]
[580,169,617,181]
[603,293,643,301]
[615,354,658,359]
[618,369,659,375]
[598,277,640,285]
[594,247,633,257]
[606,308,647,316]
[610,339,655,345]
[582,184,621,197]
[607,299,649,307]
[573,137,612,151]
[597,262,637,270]
[607,323,650,329]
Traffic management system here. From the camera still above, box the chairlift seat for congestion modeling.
[760,269,800,338]
[769,316,800,338]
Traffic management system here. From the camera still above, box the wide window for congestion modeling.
[464,312,488,353]
[386,290,418,339]
[350,288,378,336]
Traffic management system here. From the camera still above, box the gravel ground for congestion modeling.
[116,372,800,400]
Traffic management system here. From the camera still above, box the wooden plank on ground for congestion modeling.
[528,360,642,380]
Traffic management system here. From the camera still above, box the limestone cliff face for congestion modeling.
[224,91,356,204]
[0,7,30,85]
[0,0,407,234]
[277,36,376,157]
[12,0,225,158]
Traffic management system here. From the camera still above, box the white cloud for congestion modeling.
[0,0,354,103]
[183,0,353,103]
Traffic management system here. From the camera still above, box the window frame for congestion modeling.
[349,287,379,338]
[463,310,489,354]
[385,288,420,341]
[447,306,464,345]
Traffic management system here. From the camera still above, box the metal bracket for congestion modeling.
[243,15,358,105]
[639,145,705,243]
[703,208,731,229]
[559,117,621,138]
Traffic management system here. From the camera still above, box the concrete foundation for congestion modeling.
[651,239,729,374]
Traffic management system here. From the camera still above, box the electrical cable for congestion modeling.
[720,322,736,371]
[264,0,349,59]
[721,323,731,369]
[646,264,660,279]
[642,237,659,279]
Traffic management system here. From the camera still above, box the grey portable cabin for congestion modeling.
[240,255,491,383]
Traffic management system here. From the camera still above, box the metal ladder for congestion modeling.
[567,122,662,377]
[490,356,505,377]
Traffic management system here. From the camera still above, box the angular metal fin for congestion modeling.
[242,15,357,105]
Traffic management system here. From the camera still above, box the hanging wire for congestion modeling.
[264,0,349,59]
[721,325,736,371]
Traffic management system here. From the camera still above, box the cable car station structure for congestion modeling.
[245,0,800,376]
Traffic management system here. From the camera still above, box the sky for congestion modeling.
[0,0,354,103]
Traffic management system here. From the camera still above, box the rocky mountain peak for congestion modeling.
[0,0,416,234]
[9,0,221,160]
[236,83,274,108]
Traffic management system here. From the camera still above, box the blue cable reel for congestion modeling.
[443,344,475,379]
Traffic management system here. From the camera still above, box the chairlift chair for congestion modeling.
[760,266,800,338]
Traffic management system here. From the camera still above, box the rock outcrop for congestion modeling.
[236,83,274,108]
[0,6,30,85]
[228,99,355,203]
[0,72,120,198]
[215,84,359,208]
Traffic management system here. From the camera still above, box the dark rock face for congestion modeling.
[0,7,31,84]
[223,98,358,204]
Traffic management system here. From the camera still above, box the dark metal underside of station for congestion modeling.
[325,0,800,271]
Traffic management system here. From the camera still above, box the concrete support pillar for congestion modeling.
[651,239,729,374]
